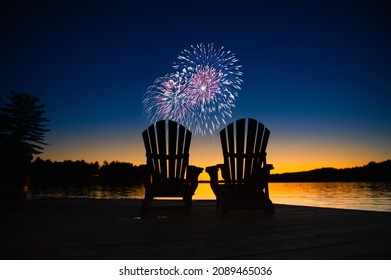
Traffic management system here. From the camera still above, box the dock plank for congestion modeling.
[1,199,391,259]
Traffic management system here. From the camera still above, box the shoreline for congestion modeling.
[26,196,391,213]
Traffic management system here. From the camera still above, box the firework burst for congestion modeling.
[143,43,243,135]
[142,72,194,124]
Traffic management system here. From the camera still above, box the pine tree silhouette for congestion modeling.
[0,91,50,189]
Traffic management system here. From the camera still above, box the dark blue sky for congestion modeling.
[1,0,390,173]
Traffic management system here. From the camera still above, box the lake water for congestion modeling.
[27,182,391,212]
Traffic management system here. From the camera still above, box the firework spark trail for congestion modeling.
[142,72,194,124]
[143,43,242,135]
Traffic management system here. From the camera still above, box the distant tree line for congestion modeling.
[28,159,391,187]
[30,158,144,187]
[270,160,391,182]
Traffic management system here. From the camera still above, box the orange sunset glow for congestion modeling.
[40,124,390,182]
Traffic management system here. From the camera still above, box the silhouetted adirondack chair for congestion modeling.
[205,118,274,215]
[141,120,203,215]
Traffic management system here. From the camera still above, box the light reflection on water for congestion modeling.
[268,182,391,212]
[28,182,391,212]
[28,184,145,200]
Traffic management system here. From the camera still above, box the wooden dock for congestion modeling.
[2,198,391,259]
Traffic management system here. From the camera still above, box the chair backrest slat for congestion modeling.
[176,124,185,179]
[147,124,159,181]
[260,127,270,166]
[253,122,265,173]
[142,129,153,170]
[168,120,177,179]
[236,118,245,184]
[220,127,231,185]
[156,120,167,179]
[244,118,258,179]
[227,122,236,184]
[181,128,191,179]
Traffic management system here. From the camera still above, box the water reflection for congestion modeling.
[268,182,391,212]
[28,184,145,200]
[28,182,391,212]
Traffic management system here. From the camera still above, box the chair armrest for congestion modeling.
[186,165,203,196]
[205,164,225,186]
[205,165,226,202]
[265,164,274,171]
[205,165,218,182]
[205,164,225,173]
[262,164,274,178]
[188,165,203,178]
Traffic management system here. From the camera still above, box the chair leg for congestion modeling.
[216,195,220,210]
[184,196,192,214]
[265,198,274,215]
[141,197,152,217]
